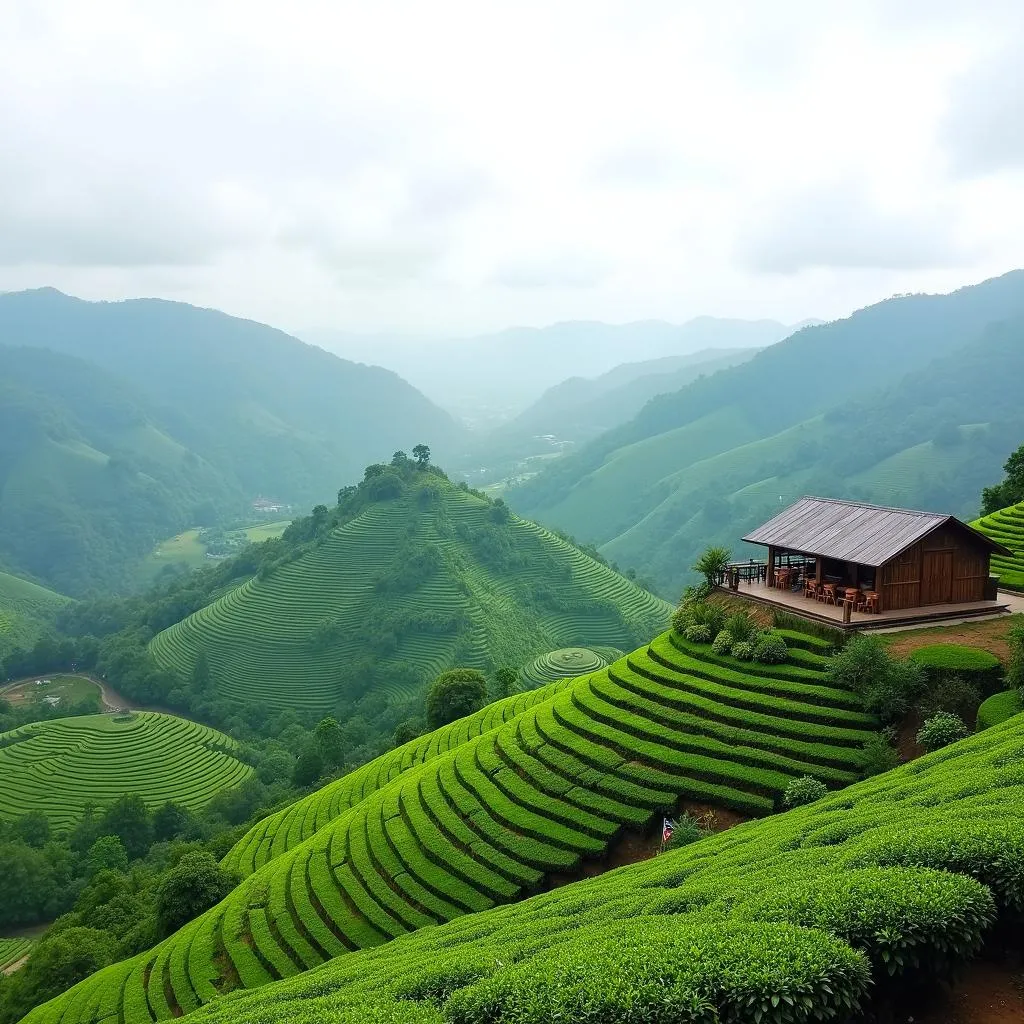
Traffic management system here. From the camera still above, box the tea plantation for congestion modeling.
[973,498,1024,589]
[0,571,69,662]
[27,709,1024,1024]
[0,939,31,975]
[0,713,252,829]
[149,486,671,712]
[25,623,884,1021]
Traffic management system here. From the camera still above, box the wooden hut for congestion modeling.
[743,497,1010,613]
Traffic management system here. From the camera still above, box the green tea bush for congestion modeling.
[976,689,1023,730]
[909,644,1003,696]
[1008,623,1024,692]
[711,630,733,656]
[444,919,869,1024]
[732,640,754,662]
[684,624,712,644]
[784,776,827,807]
[826,636,925,724]
[664,813,710,852]
[919,676,981,722]
[754,632,788,665]
[916,712,969,751]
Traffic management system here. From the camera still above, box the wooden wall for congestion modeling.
[878,524,992,610]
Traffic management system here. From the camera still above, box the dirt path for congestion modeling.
[2,955,29,976]
[1,674,139,713]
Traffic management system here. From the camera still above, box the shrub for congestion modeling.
[858,732,899,778]
[976,689,1023,730]
[754,632,788,664]
[726,611,757,643]
[1008,622,1024,692]
[826,636,926,724]
[665,813,710,852]
[692,546,732,589]
[918,676,981,722]
[732,640,754,662]
[784,776,828,807]
[684,625,712,644]
[916,712,969,752]
[711,630,733,656]
[909,644,1003,696]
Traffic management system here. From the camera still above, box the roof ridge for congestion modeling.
[802,496,947,520]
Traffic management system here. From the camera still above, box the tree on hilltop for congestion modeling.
[494,667,518,700]
[391,451,410,467]
[412,444,431,469]
[425,668,487,729]
[315,716,345,767]
[156,852,239,937]
[981,442,1024,514]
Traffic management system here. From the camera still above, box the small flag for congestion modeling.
[662,817,674,845]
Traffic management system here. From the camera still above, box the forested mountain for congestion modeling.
[0,289,466,594]
[512,271,1024,595]
[0,288,465,506]
[312,316,800,422]
[0,345,239,595]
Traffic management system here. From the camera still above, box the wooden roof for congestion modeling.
[743,497,1012,566]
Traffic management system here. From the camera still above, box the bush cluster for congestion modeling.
[826,636,925,724]
[711,630,733,656]
[753,632,789,665]
[916,712,969,752]
[908,644,1003,697]
[784,776,828,807]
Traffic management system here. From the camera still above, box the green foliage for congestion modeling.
[314,717,345,768]
[918,676,982,722]
[725,611,756,643]
[976,689,1023,730]
[291,748,324,788]
[16,811,50,849]
[519,648,613,689]
[155,852,239,937]
[753,632,788,665]
[425,669,487,730]
[826,636,925,724]
[972,500,1024,591]
[87,836,128,877]
[1009,622,1024,691]
[692,546,731,588]
[684,624,711,644]
[981,442,1024,514]
[909,644,1003,697]
[916,712,969,752]
[494,668,518,700]
[711,630,733,656]
[731,640,754,661]
[858,732,900,778]
[783,776,827,807]
[664,812,710,852]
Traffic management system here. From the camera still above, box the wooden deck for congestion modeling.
[721,580,1010,631]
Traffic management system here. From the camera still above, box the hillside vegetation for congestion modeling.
[0,941,30,975]
[974,498,1024,589]
[0,289,463,593]
[24,620,881,1021]
[514,272,1024,594]
[0,713,252,829]
[149,470,671,713]
[0,573,68,663]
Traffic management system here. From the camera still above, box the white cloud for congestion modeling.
[0,0,1022,332]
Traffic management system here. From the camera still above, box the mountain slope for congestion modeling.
[513,272,1024,593]
[0,288,465,508]
[973,498,1024,588]
[29,712,1020,1024]
[0,345,239,595]
[0,570,69,662]
[148,471,672,712]
[25,621,879,1021]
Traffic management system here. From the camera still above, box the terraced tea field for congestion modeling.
[0,570,69,660]
[150,488,671,711]
[31,705,1023,1024]
[0,937,31,974]
[519,646,623,688]
[973,499,1024,589]
[40,624,877,1020]
[0,713,252,828]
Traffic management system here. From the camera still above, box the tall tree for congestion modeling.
[99,794,152,860]
[425,668,487,729]
[314,716,345,767]
[412,444,431,469]
[981,443,1024,514]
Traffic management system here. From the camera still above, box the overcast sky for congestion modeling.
[2,0,1023,335]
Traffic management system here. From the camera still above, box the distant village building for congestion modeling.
[252,497,289,514]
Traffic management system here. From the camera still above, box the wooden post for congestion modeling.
[842,598,852,625]
[766,546,776,588]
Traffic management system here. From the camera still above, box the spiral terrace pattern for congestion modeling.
[0,713,252,828]
[148,490,672,712]
[25,627,879,1023]
[973,499,1024,588]
[519,647,618,688]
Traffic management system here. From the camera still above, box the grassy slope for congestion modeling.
[972,499,1024,589]
[28,624,882,1021]
[0,712,252,829]
[149,487,672,712]
[0,571,69,662]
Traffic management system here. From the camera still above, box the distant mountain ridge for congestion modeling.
[309,316,804,422]
[512,271,1024,594]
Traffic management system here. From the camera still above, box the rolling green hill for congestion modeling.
[0,712,252,829]
[25,621,880,1021]
[973,499,1024,589]
[0,572,69,663]
[513,274,1024,594]
[148,475,672,713]
[31,708,1022,1024]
